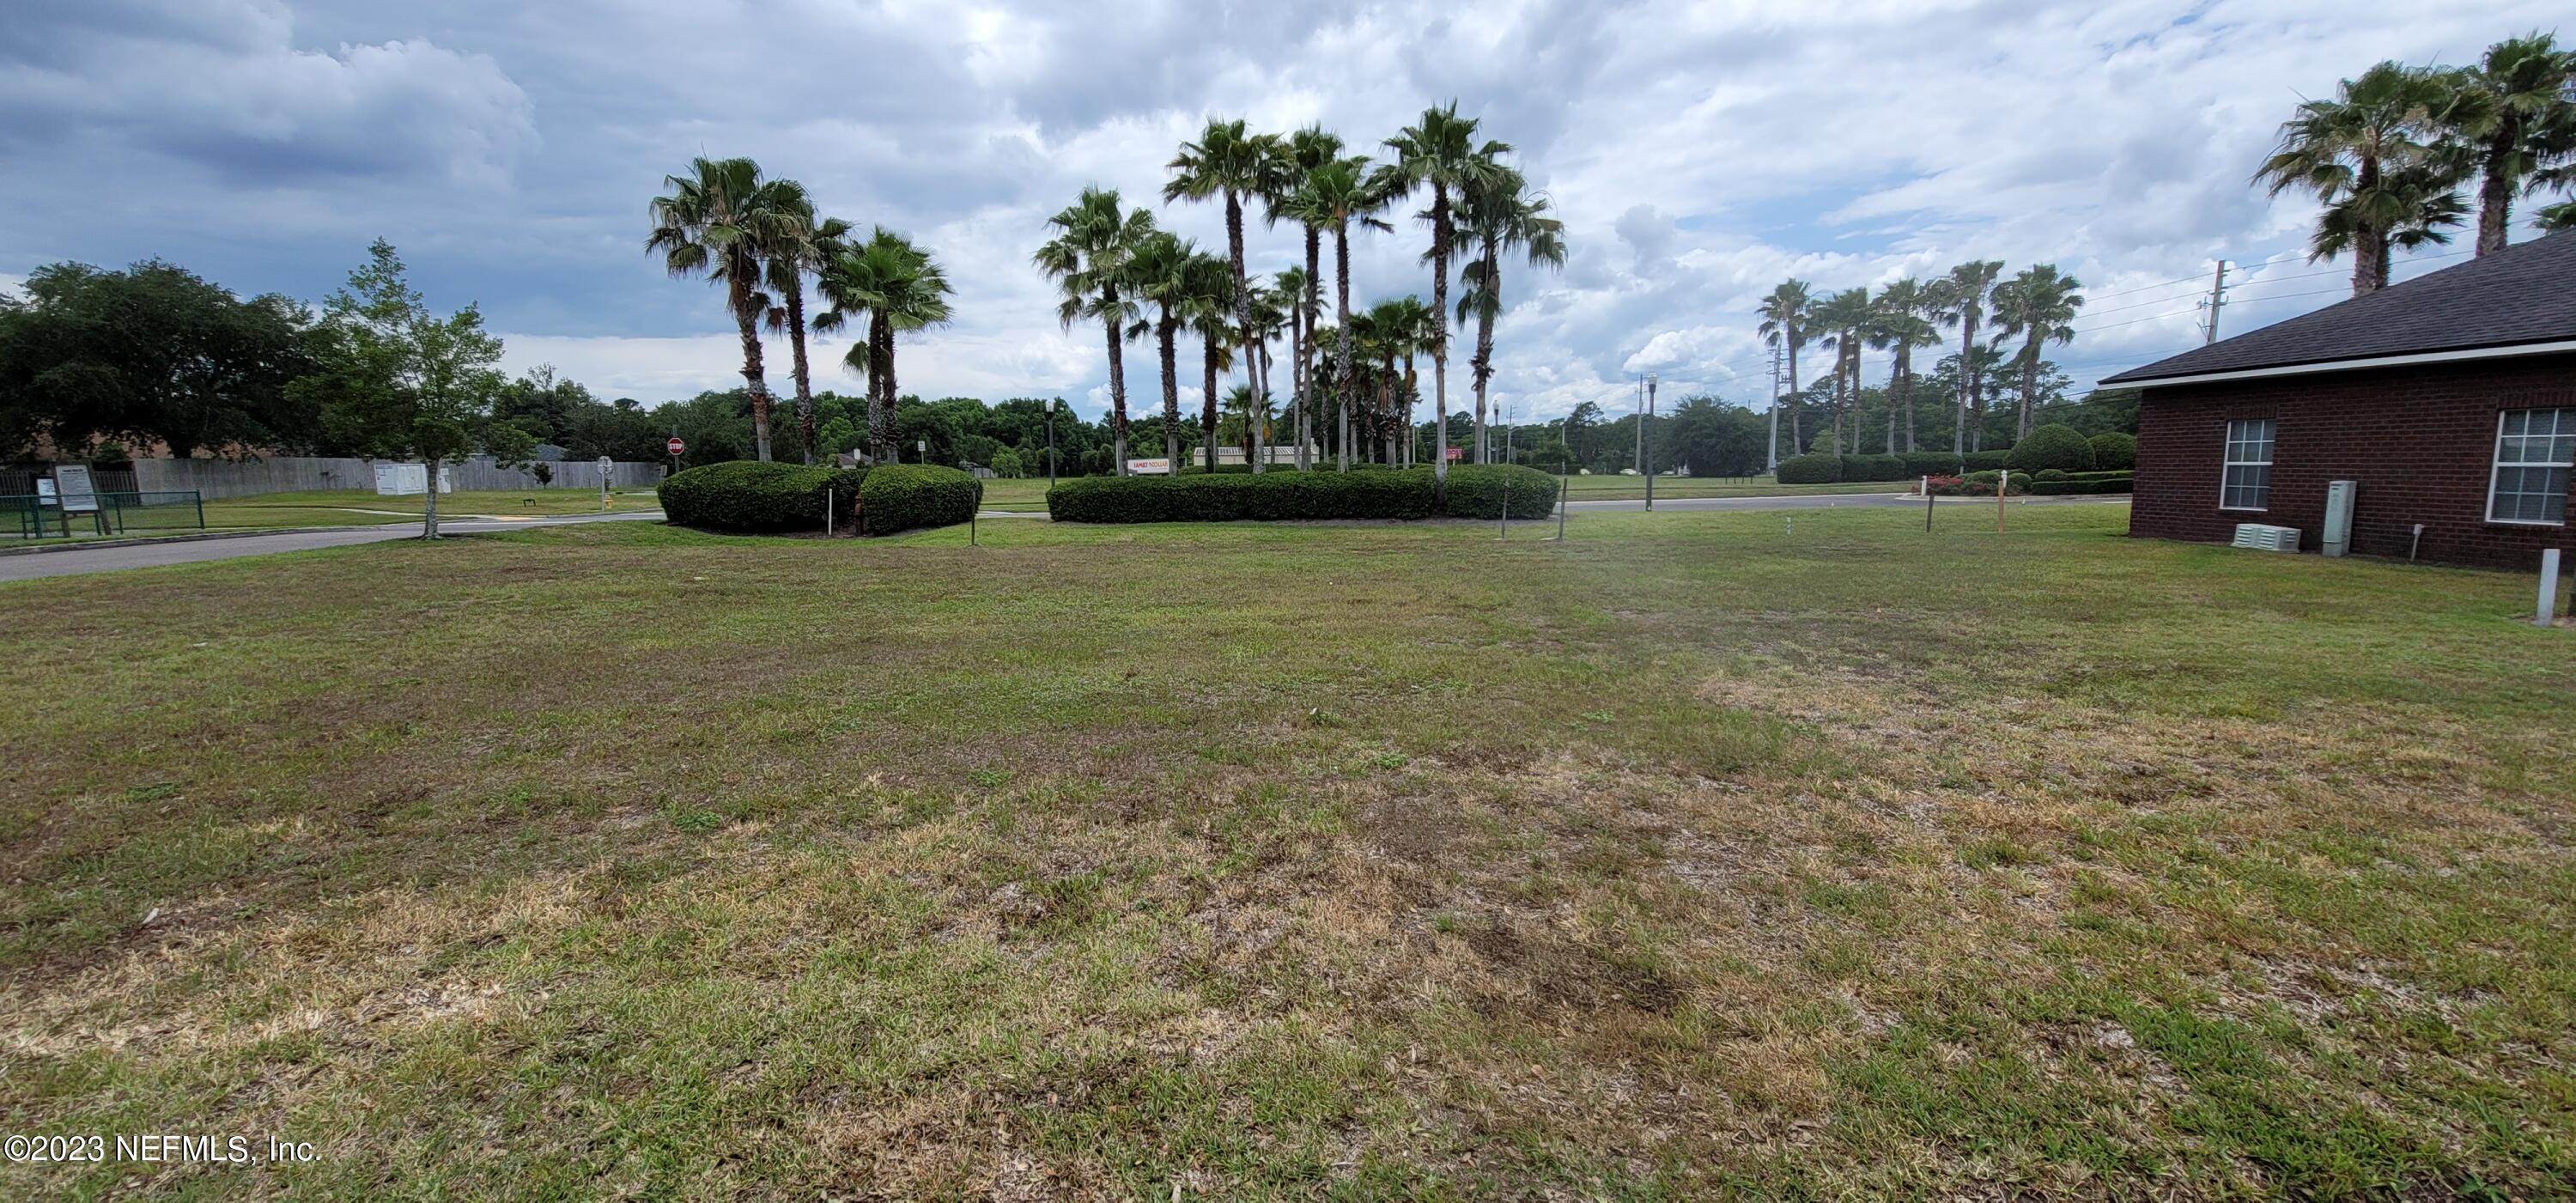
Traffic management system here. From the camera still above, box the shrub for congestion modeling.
[990,448,1024,478]
[1776,452,1842,483]
[1048,470,1434,523]
[860,464,981,534]
[1959,449,2012,472]
[1933,470,2032,497]
[1839,453,1909,482]
[2008,422,2095,473]
[2035,468,2068,482]
[2088,431,2137,471]
[1899,451,1969,477]
[1441,465,1558,519]
[659,461,857,532]
[2029,472,2134,495]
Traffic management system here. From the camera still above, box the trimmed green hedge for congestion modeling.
[1439,465,1559,519]
[1839,453,1910,482]
[1044,465,1555,523]
[2089,431,2137,471]
[2008,423,2095,473]
[2029,471,2134,495]
[659,461,861,532]
[1777,452,1842,483]
[860,465,981,534]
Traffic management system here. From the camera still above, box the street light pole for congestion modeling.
[1046,399,1058,487]
[1643,373,1658,512]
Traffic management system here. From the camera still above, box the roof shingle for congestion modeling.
[2101,229,2576,386]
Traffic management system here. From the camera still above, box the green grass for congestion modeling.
[2,489,668,543]
[3,506,2572,1198]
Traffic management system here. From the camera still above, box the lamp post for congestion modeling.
[1046,398,1058,487]
[1643,373,1658,512]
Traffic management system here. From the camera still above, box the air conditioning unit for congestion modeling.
[2232,523,2301,553]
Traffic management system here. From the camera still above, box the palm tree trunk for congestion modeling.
[1786,335,1801,453]
[1200,335,1219,474]
[1430,185,1450,490]
[786,281,816,465]
[2477,137,2513,258]
[1473,244,1499,465]
[1158,314,1181,470]
[870,313,899,463]
[1303,225,1322,471]
[1102,302,1129,476]
[1955,312,1977,456]
[1899,343,1917,453]
[2018,343,2039,438]
[1334,223,1354,473]
[730,276,773,462]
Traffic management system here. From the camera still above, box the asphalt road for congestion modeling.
[0,511,665,582]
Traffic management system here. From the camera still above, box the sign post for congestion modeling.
[598,454,615,509]
[667,435,684,477]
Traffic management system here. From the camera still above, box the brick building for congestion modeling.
[2105,230,2575,569]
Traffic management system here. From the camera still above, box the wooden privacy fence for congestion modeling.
[123,456,667,499]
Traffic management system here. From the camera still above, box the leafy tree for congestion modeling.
[292,240,532,538]
[1166,119,1288,472]
[2257,63,2458,296]
[817,415,860,457]
[991,447,1024,477]
[2433,33,2576,256]
[1382,101,1511,488]
[647,156,802,460]
[1036,188,1155,474]
[1990,264,2084,440]
[1666,396,1767,477]
[1455,164,1565,464]
[0,259,315,460]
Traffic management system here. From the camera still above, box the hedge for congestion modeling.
[1044,465,1555,523]
[2089,431,2137,471]
[659,461,861,532]
[1777,452,1842,483]
[1838,453,1910,482]
[1439,465,1559,519]
[2008,423,2095,473]
[860,465,981,534]
[2029,472,2134,495]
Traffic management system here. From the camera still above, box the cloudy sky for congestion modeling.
[1,0,2563,424]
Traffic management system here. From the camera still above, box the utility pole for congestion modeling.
[2198,259,2230,345]
[1046,398,1058,487]
[1633,376,1644,476]
[1766,347,1783,475]
[1643,373,1658,512]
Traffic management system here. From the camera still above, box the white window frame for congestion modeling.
[2219,417,2275,513]
[2486,407,2574,527]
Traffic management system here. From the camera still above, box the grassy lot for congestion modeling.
[3,507,2572,1198]
[975,474,1893,511]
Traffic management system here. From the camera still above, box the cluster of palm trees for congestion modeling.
[1757,262,2081,458]
[2258,33,2576,296]
[1035,103,1566,480]
[647,156,952,465]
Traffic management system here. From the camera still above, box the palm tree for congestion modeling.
[1874,279,1941,453]
[1272,265,1309,465]
[1036,188,1156,475]
[762,191,849,465]
[814,228,953,463]
[2257,62,2455,296]
[2310,163,2470,281]
[2435,34,2576,257]
[1455,166,1566,464]
[1182,251,1239,472]
[1379,295,1434,465]
[1121,230,1199,469]
[1222,383,1273,462]
[1929,261,2003,453]
[1990,265,2083,440]
[647,156,802,461]
[1755,281,1813,464]
[1383,102,1512,488]
[1167,119,1286,472]
[1810,289,1871,453]
[1275,125,1344,469]
[1302,156,1394,471]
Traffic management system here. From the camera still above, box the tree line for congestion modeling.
[1036,103,1566,480]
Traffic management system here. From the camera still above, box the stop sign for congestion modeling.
[667,436,685,456]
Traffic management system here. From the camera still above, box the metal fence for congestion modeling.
[119,456,665,498]
[4,491,207,539]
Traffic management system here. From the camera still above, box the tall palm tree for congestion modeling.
[1275,125,1344,469]
[2435,34,2576,257]
[1273,265,1309,465]
[1121,230,1200,469]
[2309,165,2469,285]
[1167,119,1286,473]
[1222,383,1273,462]
[1874,279,1941,453]
[1182,251,1239,472]
[2257,62,2455,296]
[1456,166,1566,464]
[1379,295,1434,465]
[1929,261,2003,453]
[1383,102,1512,488]
[1990,265,2083,440]
[1303,156,1394,471]
[1755,280,1813,463]
[762,190,849,465]
[814,228,953,463]
[1036,188,1156,475]
[647,155,801,461]
[1811,289,1871,453]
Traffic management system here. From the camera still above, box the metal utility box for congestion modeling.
[2232,523,2301,553]
[2322,480,2356,557]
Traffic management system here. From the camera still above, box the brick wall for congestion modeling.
[2129,352,2574,569]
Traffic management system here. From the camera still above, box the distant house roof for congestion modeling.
[2102,229,2576,388]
